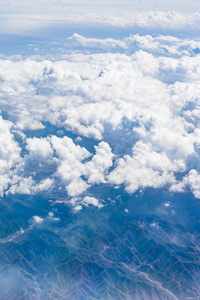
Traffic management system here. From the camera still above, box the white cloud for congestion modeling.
[112,11,198,29]
[66,178,90,197]
[82,196,103,208]
[50,136,91,196]
[2,33,200,200]
[48,212,60,221]
[50,137,114,196]
[108,141,178,193]
[35,178,54,192]
[66,34,127,51]
[33,215,44,223]
[8,177,34,195]
[170,169,200,198]
[0,117,20,168]
[1,10,200,37]
[70,195,103,209]
[7,176,54,195]
[84,142,114,184]
[74,205,82,211]
[32,212,60,225]
[0,116,21,196]
[26,137,54,160]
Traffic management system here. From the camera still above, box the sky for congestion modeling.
[1,0,200,36]
[1,0,200,14]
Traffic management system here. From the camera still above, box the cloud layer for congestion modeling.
[1,33,200,205]
[1,11,200,36]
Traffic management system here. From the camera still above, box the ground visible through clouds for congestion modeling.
[1,11,200,300]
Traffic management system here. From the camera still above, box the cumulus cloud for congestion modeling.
[65,34,127,51]
[50,135,91,196]
[82,196,103,208]
[84,142,114,184]
[108,142,177,193]
[7,176,54,195]
[74,205,82,211]
[32,212,60,224]
[33,215,44,223]
[70,195,103,209]
[66,178,90,197]
[0,117,20,168]
[50,136,114,196]
[1,33,200,200]
[170,169,200,198]
[26,137,54,160]
[0,116,21,196]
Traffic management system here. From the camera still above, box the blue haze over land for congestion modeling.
[1,1,200,299]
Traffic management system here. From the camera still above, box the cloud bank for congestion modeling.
[1,11,200,36]
[1,32,200,206]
